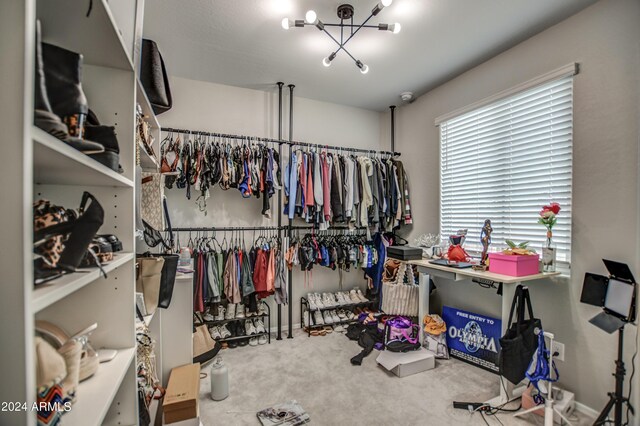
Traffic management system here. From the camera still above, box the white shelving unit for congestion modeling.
[0,0,147,424]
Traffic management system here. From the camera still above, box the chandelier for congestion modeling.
[281,1,401,74]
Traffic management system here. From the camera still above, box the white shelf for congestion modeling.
[32,252,134,313]
[139,141,160,171]
[33,126,133,187]
[36,0,133,71]
[61,347,135,426]
[136,77,161,131]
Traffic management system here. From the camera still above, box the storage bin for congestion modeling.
[488,252,539,277]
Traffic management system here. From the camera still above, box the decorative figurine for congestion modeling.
[473,220,492,271]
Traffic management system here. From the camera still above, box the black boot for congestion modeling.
[42,41,89,139]
[85,124,123,173]
[33,21,103,154]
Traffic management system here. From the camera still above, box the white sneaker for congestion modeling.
[331,310,341,323]
[254,319,266,333]
[219,324,231,338]
[225,304,236,319]
[356,289,368,302]
[245,320,257,335]
[236,303,246,318]
[209,326,221,340]
[215,306,226,321]
[257,302,267,316]
[349,290,360,303]
[314,293,325,309]
[323,293,336,307]
[333,324,344,332]
[337,309,347,320]
[249,337,258,346]
[335,292,345,305]
[203,311,214,321]
[257,334,267,345]
[322,311,334,324]
[346,310,356,320]
[307,293,317,310]
[303,310,310,328]
[314,310,325,325]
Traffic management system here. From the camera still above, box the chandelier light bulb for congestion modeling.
[381,0,393,7]
[281,18,293,30]
[389,23,401,34]
[360,64,369,74]
[322,57,332,67]
[305,10,318,24]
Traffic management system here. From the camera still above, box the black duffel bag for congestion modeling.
[498,285,542,384]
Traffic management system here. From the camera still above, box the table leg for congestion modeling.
[418,272,431,345]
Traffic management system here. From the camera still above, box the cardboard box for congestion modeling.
[376,348,435,377]
[164,363,201,424]
[488,252,539,276]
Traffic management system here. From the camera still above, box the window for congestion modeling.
[439,75,573,265]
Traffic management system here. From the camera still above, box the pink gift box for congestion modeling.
[488,252,540,277]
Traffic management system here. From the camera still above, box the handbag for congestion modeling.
[136,256,165,316]
[140,39,172,115]
[141,172,164,231]
[498,285,542,384]
[384,316,420,352]
[381,261,419,316]
[193,313,221,364]
[141,252,178,309]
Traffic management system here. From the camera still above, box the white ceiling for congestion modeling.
[143,0,597,111]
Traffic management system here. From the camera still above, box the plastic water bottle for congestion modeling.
[210,357,229,401]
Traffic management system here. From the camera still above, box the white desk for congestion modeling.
[408,259,560,406]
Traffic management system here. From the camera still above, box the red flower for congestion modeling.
[549,203,561,214]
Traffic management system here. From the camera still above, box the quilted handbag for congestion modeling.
[381,261,419,316]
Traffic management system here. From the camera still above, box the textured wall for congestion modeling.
[380,0,640,412]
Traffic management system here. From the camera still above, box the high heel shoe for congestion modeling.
[34,191,104,275]
[36,321,99,382]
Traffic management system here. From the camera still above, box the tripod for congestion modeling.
[594,326,634,426]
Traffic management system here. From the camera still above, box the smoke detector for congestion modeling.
[400,91,415,103]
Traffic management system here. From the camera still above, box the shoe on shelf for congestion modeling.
[257,334,268,345]
[219,324,232,339]
[245,320,257,336]
[322,311,334,324]
[335,292,346,305]
[225,304,236,320]
[236,303,246,319]
[249,337,258,346]
[236,324,248,347]
[254,319,266,334]
[331,310,341,323]
[303,310,310,329]
[227,323,239,348]
[313,293,325,309]
[307,293,317,310]
[215,306,226,321]
[346,310,356,320]
[356,289,368,302]
[314,310,325,326]
[322,293,334,308]
[203,311,214,322]
[209,326,222,340]
[349,290,361,303]
[337,309,347,320]
[257,302,267,316]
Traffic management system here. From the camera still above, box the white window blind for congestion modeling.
[439,75,573,264]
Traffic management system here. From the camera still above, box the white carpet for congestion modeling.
[198,329,592,426]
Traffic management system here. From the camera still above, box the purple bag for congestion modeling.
[385,316,419,345]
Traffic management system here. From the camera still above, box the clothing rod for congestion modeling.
[169,226,282,232]
[160,127,401,157]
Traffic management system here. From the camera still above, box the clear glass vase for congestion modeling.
[542,231,557,272]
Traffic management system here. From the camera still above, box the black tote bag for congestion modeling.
[140,39,173,115]
[498,285,542,384]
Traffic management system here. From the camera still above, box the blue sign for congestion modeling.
[442,306,502,374]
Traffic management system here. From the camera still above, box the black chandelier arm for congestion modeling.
[342,12,375,46]
[323,23,379,29]
[321,28,359,64]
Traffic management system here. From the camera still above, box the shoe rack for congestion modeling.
[0,0,152,425]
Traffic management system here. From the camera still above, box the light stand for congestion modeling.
[594,326,633,426]
[513,329,573,426]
